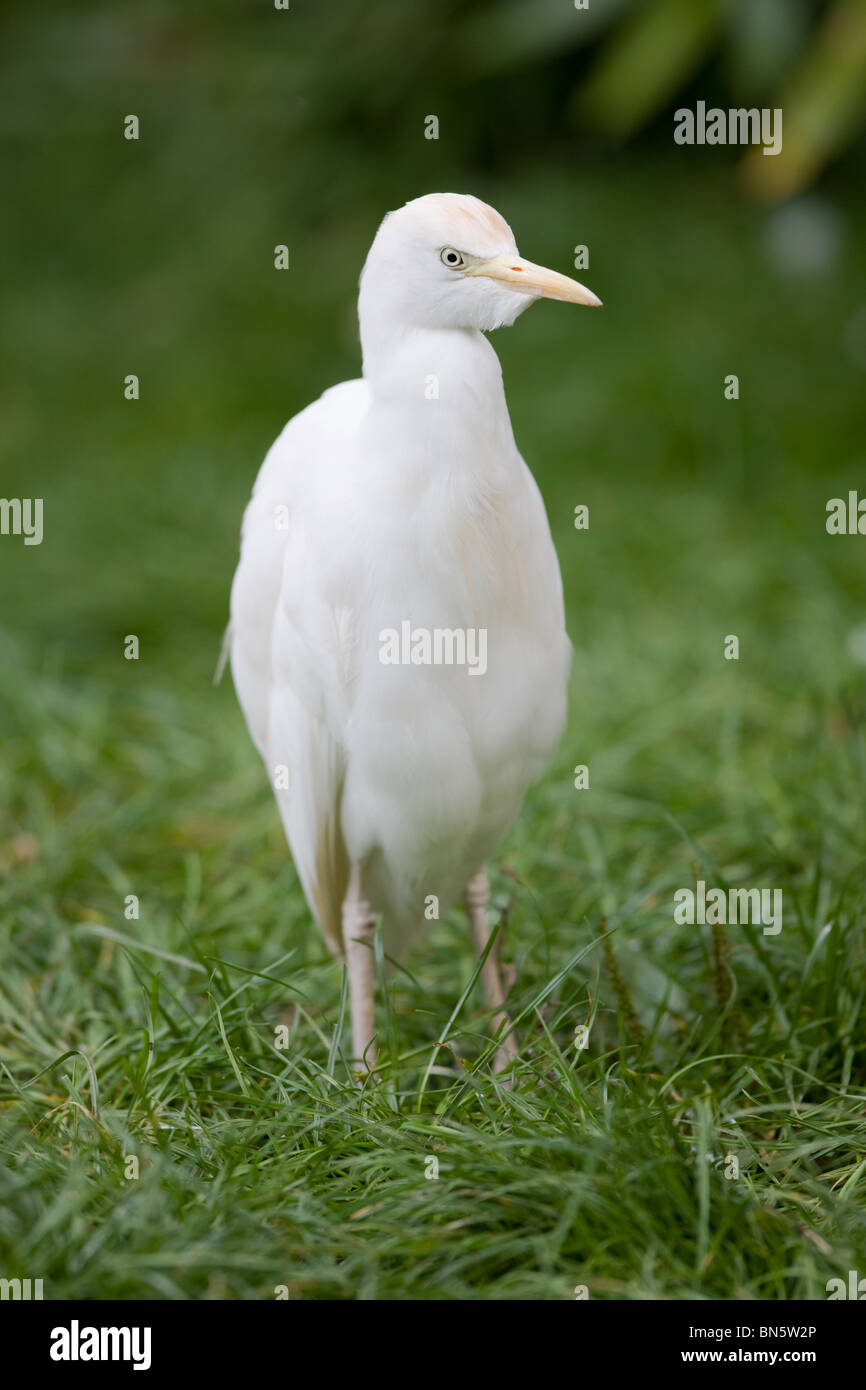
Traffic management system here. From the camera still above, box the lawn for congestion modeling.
[1,3,865,1300]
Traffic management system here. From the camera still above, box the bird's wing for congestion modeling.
[229,378,370,954]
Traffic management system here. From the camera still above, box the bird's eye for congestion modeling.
[440,247,465,269]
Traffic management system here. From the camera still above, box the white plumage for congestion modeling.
[229,193,600,1071]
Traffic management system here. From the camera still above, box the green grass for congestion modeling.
[2,1,866,1301]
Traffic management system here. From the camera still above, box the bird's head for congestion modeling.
[358,192,601,342]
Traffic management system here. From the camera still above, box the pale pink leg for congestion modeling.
[465,866,518,1074]
[343,863,377,1074]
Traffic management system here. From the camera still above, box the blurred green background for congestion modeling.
[1,0,865,679]
[1,0,866,1301]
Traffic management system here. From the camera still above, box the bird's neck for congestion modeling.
[360,326,516,468]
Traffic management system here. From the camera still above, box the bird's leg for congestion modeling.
[465,866,518,1074]
[342,862,378,1076]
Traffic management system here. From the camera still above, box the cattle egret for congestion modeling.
[229,193,600,1075]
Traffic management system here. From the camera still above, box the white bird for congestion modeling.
[229,192,600,1074]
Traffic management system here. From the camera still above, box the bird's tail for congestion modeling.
[213,622,232,686]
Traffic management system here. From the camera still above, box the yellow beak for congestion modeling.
[468,252,602,308]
